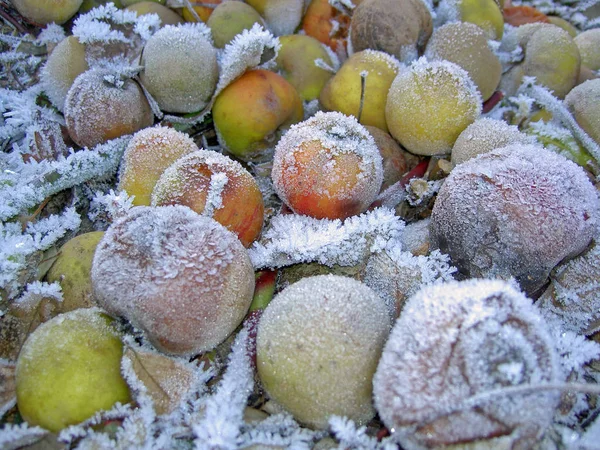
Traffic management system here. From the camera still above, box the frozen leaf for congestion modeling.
[123,344,196,416]
[249,207,404,269]
[0,424,48,450]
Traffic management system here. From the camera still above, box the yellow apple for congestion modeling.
[16,308,130,432]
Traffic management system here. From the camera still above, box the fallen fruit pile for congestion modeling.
[2,0,600,448]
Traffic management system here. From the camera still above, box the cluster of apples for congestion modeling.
[7,0,600,447]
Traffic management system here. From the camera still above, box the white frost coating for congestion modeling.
[364,247,456,316]
[35,24,66,46]
[452,117,534,165]
[14,281,63,305]
[431,143,599,296]
[0,136,130,222]
[73,3,160,44]
[537,239,600,335]
[260,0,304,36]
[0,423,48,449]
[92,205,255,356]
[202,172,228,218]
[249,207,403,269]
[257,275,391,429]
[193,328,253,449]
[88,189,135,225]
[271,111,383,218]
[374,279,562,449]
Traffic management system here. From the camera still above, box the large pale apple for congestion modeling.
[212,69,304,162]
[16,308,130,432]
[276,34,334,101]
[320,50,400,133]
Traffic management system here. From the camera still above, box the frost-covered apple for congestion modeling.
[451,118,533,165]
[385,58,481,156]
[430,144,599,296]
[212,69,304,162]
[320,50,400,133]
[16,308,130,432]
[440,0,504,40]
[13,0,83,25]
[374,279,561,449]
[500,24,580,99]
[45,231,104,313]
[140,24,218,113]
[245,0,304,36]
[151,150,264,247]
[575,29,600,71]
[64,69,153,148]
[126,1,184,26]
[276,34,334,102]
[350,0,432,62]
[206,1,265,49]
[92,205,255,355]
[424,21,501,101]
[118,126,199,206]
[41,36,89,112]
[564,79,600,146]
[271,111,383,220]
[257,275,391,429]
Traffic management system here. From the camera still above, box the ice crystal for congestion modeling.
[329,416,396,450]
[193,328,253,449]
[14,281,63,306]
[88,189,135,225]
[35,24,67,46]
[0,423,48,450]
[0,136,130,221]
[249,207,404,269]
[240,413,318,449]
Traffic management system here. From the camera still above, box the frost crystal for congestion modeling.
[249,207,404,269]
[0,423,48,449]
[193,328,253,449]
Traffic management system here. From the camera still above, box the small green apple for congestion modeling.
[45,231,104,313]
[276,34,334,101]
[207,1,265,48]
[13,0,83,25]
[16,308,130,432]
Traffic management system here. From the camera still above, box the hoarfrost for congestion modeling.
[35,24,67,46]
[374,279,562,449]
[14,281,63,306]
[249,207,403,269]
[240,413,318,449]
[0,136,130,221]
[88,189,135,225]
[0,423,48,450]
[193,327,253,449]
[329,416,396,450]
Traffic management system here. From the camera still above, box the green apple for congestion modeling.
[16,308,130,432]
[276,34,334,101]
[45,231,104,313]
[245,0,304,36]
[455,0,504,40]
[320,50,400,133]
[207,1,265,49]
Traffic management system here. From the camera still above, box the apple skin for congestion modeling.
[456,0,504,40]
[45,231,105,313]
[151,150,265,247]
[181,0,221,22]
[212,69,304,162]
[276,34,334,102]
[16,308,130,432]
[245,0,304,36]
[118,126,199,207]
[13,0,83,25]
[320,50,400,133]
[207,1,265,48]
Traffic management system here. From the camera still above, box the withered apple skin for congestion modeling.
[92,205,255,356]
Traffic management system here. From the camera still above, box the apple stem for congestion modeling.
[357,71,368,124]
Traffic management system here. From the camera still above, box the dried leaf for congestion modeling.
[123,346,196,415]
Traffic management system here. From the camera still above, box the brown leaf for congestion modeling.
[123,346,196,416]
